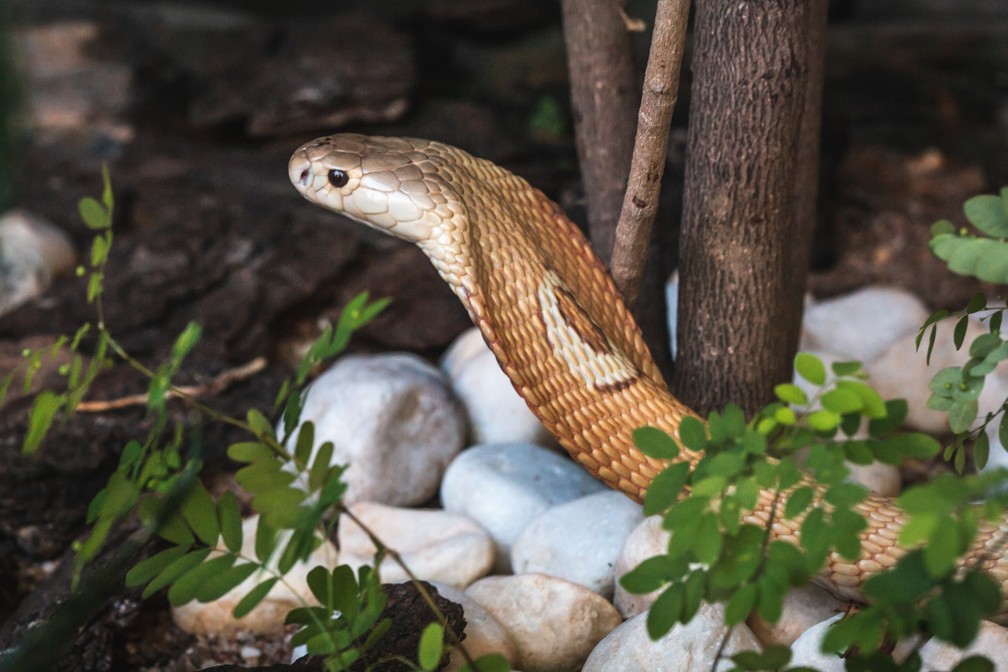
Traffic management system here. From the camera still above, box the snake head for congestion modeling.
[289,133,461,244]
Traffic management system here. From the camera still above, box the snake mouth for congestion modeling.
[288,151,314,194]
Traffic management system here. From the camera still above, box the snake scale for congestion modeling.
[288,133,1008,616]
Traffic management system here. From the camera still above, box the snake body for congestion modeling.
[288,133,1008,612]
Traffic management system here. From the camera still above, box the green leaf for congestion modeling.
[724,583,756,625]
[642,462,690,516]
[227,441,275,463]
[293,420,315,468]
[933,235,1008,283]
[831,361,862,377]
[964,193,1008,237]
[868,399,908,436]
[195,561,259,603]
[254,518,278,562]
[180,480,219,546]
[836,380,887,418]
[784,486,814,519]
[966,292,989,314]
[142,548,212,598]
[79,196,110,230]
[806,409,841,432]
[950,656,995,672]
[693,513,722,565]
[620,555,677,594]
[167,554,237,605]
[774,383,808,406]
[1000,414,1008,456]
[949,399,979,434]
[171,322,202,361]
[217,491,243,553]
[125,546,190,588]
[974,431,990,470]
[306,564,334,605]
[246,408,275,440]
[820,388,862,414]
[418,623,444,671]
[633,426,679,460]
[923,517,961,578]
[678,416,707,452]
[233,578,279,618]
[795,353,826,385]
[646,583,684,639]
[23,390,65,454]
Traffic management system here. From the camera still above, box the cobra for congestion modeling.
[288,133,1008,614]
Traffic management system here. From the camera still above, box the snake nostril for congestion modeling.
[299,168,310,187]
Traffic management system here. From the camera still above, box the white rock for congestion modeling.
[613,516,669,618]
[172,515,338,635]
[466,573,622,672]
[801,286,929,364]
[847,462,901,496]
[286,353,467,506]
[747,584,846,647]
[868,317,1008,433]
[789,614,847,671]
[583,603,761,672]
[791,614,921,669]
[441,327,553,446]
[919,620,1008,670]
[429,582,518,672]
[441,443,607,571]
[338,502,494,588]
[511,491,643,598]
[0,210,77,316]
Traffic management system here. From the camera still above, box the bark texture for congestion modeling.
[673,0,811,415]
[784,0,828,356]
[610,0,690,308]
[559,0,638,266]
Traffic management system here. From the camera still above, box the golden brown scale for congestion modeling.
[289,133,1008,618]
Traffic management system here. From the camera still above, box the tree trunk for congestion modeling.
[784,0,828,357]
[559,0,638,266]
[672,0,812,416]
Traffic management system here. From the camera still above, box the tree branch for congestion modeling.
[559,0,638,265]
[610,0,691,308]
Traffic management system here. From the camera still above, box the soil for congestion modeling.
[0,0,1006,670]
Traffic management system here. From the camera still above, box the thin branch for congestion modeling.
[610,0,691,307]
[76,356,267,412]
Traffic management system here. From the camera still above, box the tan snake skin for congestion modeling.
[288,133,1008,614]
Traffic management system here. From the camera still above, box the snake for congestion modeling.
[288,133,1008,615]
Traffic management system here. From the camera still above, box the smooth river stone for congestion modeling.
[510,490,643,598]
[800,285,929,364]
[440,443,607,571]
[612,515,669,618]
[338,502,494,588]
[583,603,761,672]
[284,352,467,506]
[465,573,622,672]
[440,327,554,446]
[428,581,519,672]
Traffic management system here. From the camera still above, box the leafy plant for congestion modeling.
[4,172,509,672]
[625,350,1008,670]
[917,187,1008,472]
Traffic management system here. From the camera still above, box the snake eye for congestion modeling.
[327,169,350,188]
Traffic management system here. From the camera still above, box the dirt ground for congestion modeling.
[0,1,1006,669]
